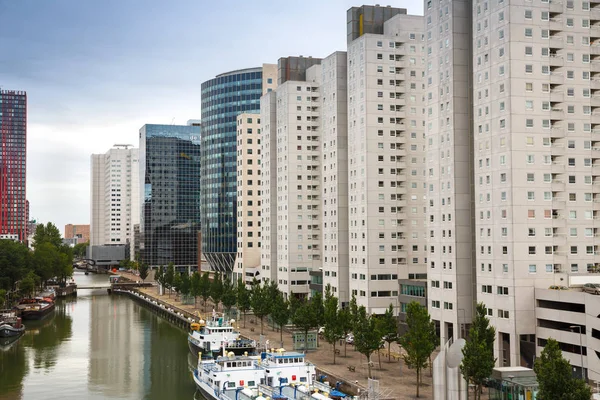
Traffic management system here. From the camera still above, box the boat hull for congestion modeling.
[193,371,222,400]
[20,302,55,320]
[0,324,25,337]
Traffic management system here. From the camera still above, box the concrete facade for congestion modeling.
[90,145,140,258]
[347,10,428,314]
[234,113,263,285]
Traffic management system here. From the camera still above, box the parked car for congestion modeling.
[345,334,354,344]
[582,283,600,294]
[549,285,568,290]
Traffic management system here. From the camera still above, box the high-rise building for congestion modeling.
[424,0,475,344]
[0,90,27,242]
[90,145,140,254]
[320,52,350,305]
[201,64,277,273]
[234,112,263,284]
[139,124,201,267]
[347,7,428,314]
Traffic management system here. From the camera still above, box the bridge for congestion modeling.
[77,284,111,289]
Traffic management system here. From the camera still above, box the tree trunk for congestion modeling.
[260,316,264,335]
[367,355,372,379]
[416,368,420,398]
[388,342,392,362]
[243,311,246,328]
[280,325,284,343]
[378,349,382,370]
[344,340,347,357]
[305,330,309,352]
[429,354,433,377]
[333,342,337,364]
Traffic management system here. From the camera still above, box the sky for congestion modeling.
[0,0,423,235]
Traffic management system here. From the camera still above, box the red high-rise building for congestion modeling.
[0,90,27,242]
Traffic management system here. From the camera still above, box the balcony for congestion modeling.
[549,55,564,67]
[549,18,562,30]
[550,90,564,101]
[551,162,564,173]
[550,72,563,83]
[593,113,600,124]
[552,181,565,191]
[549,0,563,13]
[592,165,600,176]
[592,60,600,72]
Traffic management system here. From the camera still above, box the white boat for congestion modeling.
[188,315,256,358]
[192,349,316,400]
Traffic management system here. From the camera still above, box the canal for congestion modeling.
[0,271,199,400]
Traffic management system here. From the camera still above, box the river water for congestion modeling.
[0,271,199,400]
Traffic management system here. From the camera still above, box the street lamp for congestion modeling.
[570,325,584,380]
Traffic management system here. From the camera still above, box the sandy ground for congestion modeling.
[117,271,488,399]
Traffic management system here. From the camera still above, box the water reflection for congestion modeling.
[0,272,196,399]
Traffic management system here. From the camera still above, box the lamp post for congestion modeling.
[458,308,467,339]
[570,325,584,380]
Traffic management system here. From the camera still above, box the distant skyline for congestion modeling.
[0,0,423,234]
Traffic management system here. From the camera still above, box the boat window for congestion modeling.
[248,381,255,387]
[228,382,236,388]
[300,377,307,383]
[227,362,232,367]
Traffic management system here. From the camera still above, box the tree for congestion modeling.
[0,239,30,291]
[0,289,6,309]
[378,304,399,362]
[19,272,38,298]
[270,292,291,343]
[354,307,381,379]
[534,338,592,400]
[164,263,175,297]
[210,273,224,311]
[221,277,237,318]
[398,301,437,398]
[236,278,251,327]
[199,272,211,311]
[311,291,325,328]
[460,302,496,400]
[250,279,270,334]
[191,271,201,308]
[72,242,88,258]
[138,263,149,282]
[290,295,320,352]
[172,273,183,295]
[338,307,353,357]
[33,222,62,249]
[322,285,345,364]
[180,273,191,297]
[155,266,164,294]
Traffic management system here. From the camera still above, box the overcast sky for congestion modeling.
[0,0,422,235]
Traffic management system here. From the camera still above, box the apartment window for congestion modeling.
[526,119,534,128]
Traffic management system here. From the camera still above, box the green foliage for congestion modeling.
[250,279,270,334]
[199,272,211,310]
[0,289,6,308]
[399,301,437,397]
[460,302,496,400]
[164,263,175,296]
[270,292,291,342]
[138,263,149,282]
[236,278,251,327]
[534,338,592,400]
[173,273,183,293]
[72,242,88,258]
[221,277,236,316]
[155,266,164,287]
[377,304,399,362]
[33,223,62,249]
[210,273,224,311]
[191,271,201,307]
[19,272,38,298]
[354,306,382,379]
[322,285,345,364]
[290,294,321,352]
[338,307,353,357]
[0,239,30,291]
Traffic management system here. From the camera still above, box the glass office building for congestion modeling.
[200,67,265,272]
[139,124,201,267]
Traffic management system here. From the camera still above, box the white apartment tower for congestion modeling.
[321,52,351,305]
[272,64,323,297]
[90,145,140,253]
[261,91,278,285]
[347,7,428,313]
[235,113,263,284]
[424,0,476,344]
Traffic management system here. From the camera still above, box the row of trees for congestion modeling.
[0,222,73,307]
[150,270,592,399]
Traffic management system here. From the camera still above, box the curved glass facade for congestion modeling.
[201,68,263,271]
